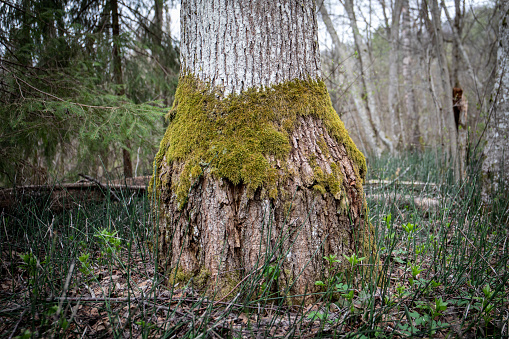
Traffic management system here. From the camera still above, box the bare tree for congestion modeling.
[152,0,375,298]
[430,0,459,176]
[482,1,509,200]
[343,0,394,154]
[319,1,381,155]
[401,0,420,149]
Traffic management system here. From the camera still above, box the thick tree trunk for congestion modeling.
[152,0,375,299]
[482,2,509,200]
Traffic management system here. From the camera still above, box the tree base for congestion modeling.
[154,114,375,300]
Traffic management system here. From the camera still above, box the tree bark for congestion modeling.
[387,0,403,148]
[482,2,509,200]
[152,0,375,300]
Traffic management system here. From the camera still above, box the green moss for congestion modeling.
[167,267,192,287]
[313,184,327,195]
[167,267,211,290]
[150,74,366,208]
[317,136,330,157]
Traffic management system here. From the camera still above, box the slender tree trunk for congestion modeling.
[401,0,420,149]
[441,0,482,92]
[344,0,394,154]
[430,0,459,176]
[482,2,509,200]
[319,3,380,155]
[387,0,403,149]
[152,0,375,300]
[111,0,133,178]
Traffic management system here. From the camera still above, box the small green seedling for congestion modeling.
[78,253,93,276]
[402,223,416,233]
[343,253,365,266]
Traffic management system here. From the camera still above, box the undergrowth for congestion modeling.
[0,150,508,338]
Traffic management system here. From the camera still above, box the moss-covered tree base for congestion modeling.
[151,75,376,300]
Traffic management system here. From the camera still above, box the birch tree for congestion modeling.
[151,0,375,298]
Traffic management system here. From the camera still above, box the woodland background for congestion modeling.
[1,1,508,337]
[0,0,501,186]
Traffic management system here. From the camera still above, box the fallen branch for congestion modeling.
[79,174,121,202]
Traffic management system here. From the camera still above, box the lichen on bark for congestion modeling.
[150,74,366,208]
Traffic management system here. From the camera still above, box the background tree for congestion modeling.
[0,0,179,185]
[482,1,509,199]
[152,0,376,297]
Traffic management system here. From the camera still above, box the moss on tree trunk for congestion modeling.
[149,76,376,301]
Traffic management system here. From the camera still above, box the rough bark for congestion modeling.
[181,0,321,96]
[153,0,374,299]
[482,2,509,200]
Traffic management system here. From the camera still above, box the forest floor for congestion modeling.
[0,151,508,338]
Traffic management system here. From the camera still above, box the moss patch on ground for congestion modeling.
[151,75,366,208]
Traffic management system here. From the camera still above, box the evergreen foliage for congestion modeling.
[0,0,179,186]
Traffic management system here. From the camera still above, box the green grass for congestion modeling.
[0,150,508,338]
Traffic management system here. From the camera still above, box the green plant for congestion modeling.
[94,228,122,259]
[343,253,365,266]
[78,252,93,276]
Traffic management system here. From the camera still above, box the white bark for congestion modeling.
[387,0,403,148]
[483,2,509,199]
[181,0,321,95]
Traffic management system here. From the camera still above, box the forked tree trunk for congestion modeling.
[152,0,375,299]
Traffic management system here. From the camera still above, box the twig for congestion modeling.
[79,174,121,202]
[8,309,26,339]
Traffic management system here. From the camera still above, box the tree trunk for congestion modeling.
[401,0,420,149]
[111,0,133,178]
[152,0,375,300]
[430,0,459,177]
[387,0,403,148]
[319,2,380,155]
[344,0,394,154]
[482,2,509,200]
